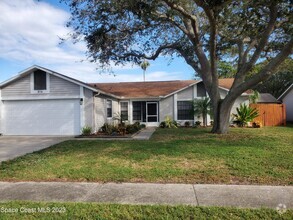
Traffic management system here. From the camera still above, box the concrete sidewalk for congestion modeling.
[0,182,292,209]
[77,127,156,141]
[132,127,156,140]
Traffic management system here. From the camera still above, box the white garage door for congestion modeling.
[3,100,80,135]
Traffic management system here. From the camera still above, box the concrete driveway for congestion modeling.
[0,136,71,163]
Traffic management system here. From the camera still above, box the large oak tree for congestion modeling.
[64,0,293,133]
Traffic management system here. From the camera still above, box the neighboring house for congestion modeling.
[278,84,293,122]
[0,66,250,135]
[257,93,281,104]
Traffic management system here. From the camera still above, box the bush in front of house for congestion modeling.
[126,122,141,134]
[184,121,191,127]
[159,116,178,128]
[101,123,118,135]
[81,126,92,136]
[232,103,259,127]
[140,124,146,129]
[194,121,201,127]
[100,122,143,135]
[159,121,166,128]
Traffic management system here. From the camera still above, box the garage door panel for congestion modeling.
[3,100,80,135]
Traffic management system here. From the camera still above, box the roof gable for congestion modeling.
[0,65,98,93]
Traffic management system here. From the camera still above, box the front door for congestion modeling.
[146,102,159,126]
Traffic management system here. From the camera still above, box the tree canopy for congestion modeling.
[64,0,293,133]
[216,59,293,98]
[254,59,293,98]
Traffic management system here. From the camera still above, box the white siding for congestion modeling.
[0,98,2,134]
[1,73,80,99]
[159,86,249,126]
[94,96,106,131]
[50,75,80,96]
[94,95,119,130]
[84,88,94,129]
[232,97,249,114]
[283,89,293,122]
[159,96,174,121]
[177,87,193,100]
[1,75,31,97]
[112,99,119,124]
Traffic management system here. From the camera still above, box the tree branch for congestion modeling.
[153,12,191,38]
[193,0,221,98]
[226,38,293,104]
[163,0,197,23]
[176,47,202,75]
[164,1,212,88]
[113,43,180,60]
[237,40,244,71]
[233,4,278,87]
[242,39,257,64]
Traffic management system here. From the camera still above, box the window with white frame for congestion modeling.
[107,100,112,118]
[120,102,128,121]
[177,101,193,120]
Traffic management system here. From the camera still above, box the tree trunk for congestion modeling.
[211,100,234,134]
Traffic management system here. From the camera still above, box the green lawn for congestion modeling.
[0,201,292,220]
[0,126,292,185]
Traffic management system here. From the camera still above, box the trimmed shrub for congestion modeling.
[140,124,146,129]
[101,123,115,135]
[81,126,92,136]
[184,121,191,127]
[195,121,201,127]
[159,121,166,128]
[126,123,141,134]
[160,117,178,128]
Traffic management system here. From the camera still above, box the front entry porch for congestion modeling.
[131,101,159,127]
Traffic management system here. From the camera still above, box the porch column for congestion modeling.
[193,85,197,123]
[80,86,85,130]
[129,100,133,124]
[174,94,177,121]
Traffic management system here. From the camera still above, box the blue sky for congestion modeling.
[0,0,195,83]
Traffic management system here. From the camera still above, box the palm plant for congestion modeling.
[232,104,259,127]
[249,90,260,104]
[140,60,150,82]
[164,116,178,128]
[192,97,212,127]
[112,112,126,126]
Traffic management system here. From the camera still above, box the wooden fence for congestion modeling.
[250,104,286,126]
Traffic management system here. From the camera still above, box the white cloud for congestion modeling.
[53,64,184,83]
[0,0,135,80]
[0,0,186,83]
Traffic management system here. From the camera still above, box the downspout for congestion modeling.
[93,92,101,132]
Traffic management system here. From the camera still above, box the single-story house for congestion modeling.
[0,65,250,135]
[278,84,293,122]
